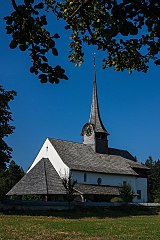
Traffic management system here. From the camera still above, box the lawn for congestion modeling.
[0,208,160,240]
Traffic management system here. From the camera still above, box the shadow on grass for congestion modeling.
[1,205,160,219]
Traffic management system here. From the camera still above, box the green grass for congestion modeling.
[0,208,160,240]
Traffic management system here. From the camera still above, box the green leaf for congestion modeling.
[120,25,129,36]
[41,56,48,62]
[129,25,138,35]
[19,44,27,51]
[62,74,69,80]
[53,33,60,38]
[40,16,47,25]
[34,3,44,9]
[6,18,13,25]
[52,48,58,56]
[48,40,55,48]
[49,76,57,84]
[64,25,70,30]
[39,74,46,78]
[6,26,12,34]
[41,63,48,69]
[9,40,18,49]
[12,32,19,40]
[39,74,48,83]
[154,59,160,65]
[24,0,32,5]
[30,66,35,73]
[55,78,60,84]
[40,78,48,83]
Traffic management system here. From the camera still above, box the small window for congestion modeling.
[84,173,87,182]
[137,190,141,200]
[97,177,102,185]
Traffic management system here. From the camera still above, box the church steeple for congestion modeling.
[81,57,109,154]
[89,58,109,135]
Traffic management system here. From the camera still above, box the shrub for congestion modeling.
[120,183,135,203]
[110,197,123,203]
[154,189,160,203]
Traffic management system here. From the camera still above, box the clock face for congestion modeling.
[84,124,93,136]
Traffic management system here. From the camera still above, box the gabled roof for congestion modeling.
[49,138,148,176]
[7,158,66,196]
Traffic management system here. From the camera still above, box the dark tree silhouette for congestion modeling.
[0,85,16,170]
[4,1,160,83]
[0,160,24,200]
[145,156,160,202]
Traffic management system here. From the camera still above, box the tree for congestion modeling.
[62,174,77,208]
[0,160,24,200]
[0,85,16,170]
[145,156,160,202]
[154,188,160,203]
[5,160,24,191]
[4,0,160,84]
[119,182,134,203]
[0,174,8,200]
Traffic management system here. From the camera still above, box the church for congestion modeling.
[7,66,149,203]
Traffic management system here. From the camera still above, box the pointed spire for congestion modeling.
[89,55,109,135]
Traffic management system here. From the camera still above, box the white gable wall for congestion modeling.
[71,170,147,203]
[27,138,69,177]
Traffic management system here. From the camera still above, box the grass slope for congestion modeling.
[0,207,160,240]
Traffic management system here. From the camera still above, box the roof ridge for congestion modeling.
[48,137,83,145]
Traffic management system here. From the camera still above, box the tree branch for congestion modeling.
[69,0,93,19]
[11,0,19,11]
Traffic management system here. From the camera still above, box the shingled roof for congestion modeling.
[7,158,66,196]
[49,138,148,176]
[7,158,123,197]
[74,183,120,195]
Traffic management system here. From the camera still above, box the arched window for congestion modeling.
[84,173,87,182]
[97,177,102,185]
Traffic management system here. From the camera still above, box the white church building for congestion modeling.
[7,67,149,203]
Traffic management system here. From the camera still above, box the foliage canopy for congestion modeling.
[4,0,160,83]
[0,85,16,170]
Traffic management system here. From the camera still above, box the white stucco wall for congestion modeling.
[135,177,148,203]
[72,171,136,188]
[71,170,148,203]
[27,138,69,177]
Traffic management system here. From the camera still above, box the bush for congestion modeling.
[110,197,123,203]
[22,195,43,201]
[154,189,160,203]
[120,183,135,203]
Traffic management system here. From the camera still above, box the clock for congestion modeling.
[83,124,93,136]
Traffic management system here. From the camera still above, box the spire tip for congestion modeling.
[93,52,96,68]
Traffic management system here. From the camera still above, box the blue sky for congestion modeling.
[1,2,160,171]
